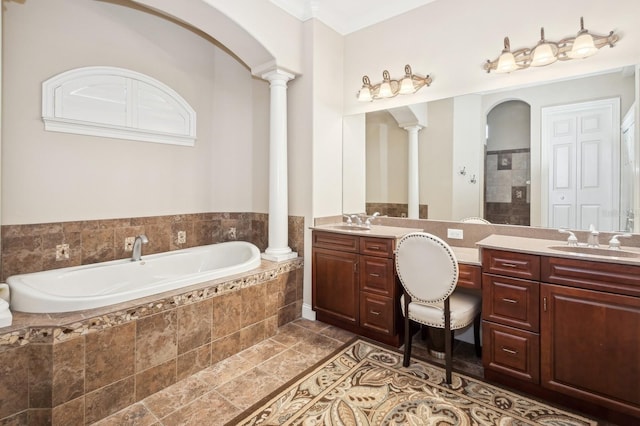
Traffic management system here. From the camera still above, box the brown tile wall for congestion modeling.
[0,265,303,424]
[1,212,305,281]
[366,203,428,219]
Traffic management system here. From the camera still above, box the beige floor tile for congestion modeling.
[142,375,211,419]
[91,402,159,426]
[193,353,254,388]
[214,367,284,410]
[236,338,288,365]
[160,391,240,426]
[257,348,321,382]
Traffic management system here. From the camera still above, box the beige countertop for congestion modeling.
[451,246,481,266]
[311,223,481,265]
[311,223,423,238]
[477,234,640,266]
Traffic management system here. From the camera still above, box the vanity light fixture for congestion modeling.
[484,17,618,73]
[357,65,432,101]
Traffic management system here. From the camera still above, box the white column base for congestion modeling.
[302,303,316,321]
[261,250,298,262]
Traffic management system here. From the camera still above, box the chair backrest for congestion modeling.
[460,217,491,224]
[395,232,459,304]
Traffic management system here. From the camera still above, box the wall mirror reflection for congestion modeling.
[345,66,637,233]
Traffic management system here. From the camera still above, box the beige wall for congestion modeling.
[2,0,270,225]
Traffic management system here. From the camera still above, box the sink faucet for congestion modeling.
[365,212,380,227]
[587,224,599,248]
[558,229,578,247]
[132,234,149,261]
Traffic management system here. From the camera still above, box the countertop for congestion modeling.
[311,223,481,266]
[311,223,423,238]
[477,234,640,266]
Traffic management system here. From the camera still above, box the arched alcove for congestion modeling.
[485,100,531,225]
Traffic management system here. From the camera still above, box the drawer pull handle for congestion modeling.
[500,262,518,268]
[502,298,518,304]
[369,245,381,250]
[502,347,518,355]
[369,273,380,277]
[370,310,381,315]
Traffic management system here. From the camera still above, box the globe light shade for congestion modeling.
[496,51,517,73]
[531,43,557,67]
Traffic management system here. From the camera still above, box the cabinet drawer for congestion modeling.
[483,321,540,384]
[312,231,358,252]
[360,256,394,296]
[483,274,539,332]
[361,237,394,258]
[457,264,481,289]
[482,249,540,281]
[541,256,640,297]
[360,293,394,336]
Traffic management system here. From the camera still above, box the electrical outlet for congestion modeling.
[177,231,186,244]
[447,228,464,239]
[228,227,237,240]
[56,244,70,261]
[124,236,135,252]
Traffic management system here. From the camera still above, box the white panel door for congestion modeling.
[542,99,620,231]
[621,105,636,232]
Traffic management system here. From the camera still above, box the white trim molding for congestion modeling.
[42,66,196,146]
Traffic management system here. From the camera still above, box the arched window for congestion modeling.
[42,66,196,146]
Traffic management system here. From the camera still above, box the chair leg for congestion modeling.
[473,312,482,358]
[403,314,412,367]
[444,298,452,384]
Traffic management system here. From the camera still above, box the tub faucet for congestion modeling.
[132,234,149,262]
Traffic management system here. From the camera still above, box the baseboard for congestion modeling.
[302,303,316,321]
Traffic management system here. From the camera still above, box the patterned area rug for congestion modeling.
[231,339,596,425]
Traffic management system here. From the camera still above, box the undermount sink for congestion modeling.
[328,224,371,231]
[548,245,640,258]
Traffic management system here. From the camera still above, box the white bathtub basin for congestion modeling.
[8,241,262,313]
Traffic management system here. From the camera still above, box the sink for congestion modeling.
[327,224,371,231]
[548,245,640,258]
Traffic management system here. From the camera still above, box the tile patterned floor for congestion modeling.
[93,320,483,425]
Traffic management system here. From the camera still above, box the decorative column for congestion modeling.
[404,125,423,219]
[261,68,298,262]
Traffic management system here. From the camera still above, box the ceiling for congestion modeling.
[269,0,439,35]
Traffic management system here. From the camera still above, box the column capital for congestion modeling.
[403,124,424,132]
[261,68,295,84]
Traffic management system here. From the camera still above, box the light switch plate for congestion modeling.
[447,228,464,239]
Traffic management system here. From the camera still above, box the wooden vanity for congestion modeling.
[311,226,481,347]
[479,235,640,423]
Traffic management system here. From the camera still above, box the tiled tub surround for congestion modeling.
[1,212,305,281]
[0,258,303,424]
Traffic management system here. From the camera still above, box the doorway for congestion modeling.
[485,100,531,225]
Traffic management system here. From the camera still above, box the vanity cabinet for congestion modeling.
[482,249,541,384]
[312,231,400,346]
[540,257,640,419]
[482,248,640,422]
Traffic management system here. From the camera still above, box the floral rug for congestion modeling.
[230,339,596,425]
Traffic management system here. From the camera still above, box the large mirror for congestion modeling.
[344,66,638,232]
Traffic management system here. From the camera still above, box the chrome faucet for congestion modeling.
[365,212,380,227]
[587,224,599,248]
[132,234,149,261]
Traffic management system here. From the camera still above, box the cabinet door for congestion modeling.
[541,283,640,416]
[312,248,359,326]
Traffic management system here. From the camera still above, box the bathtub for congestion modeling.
[7,241,262,313]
